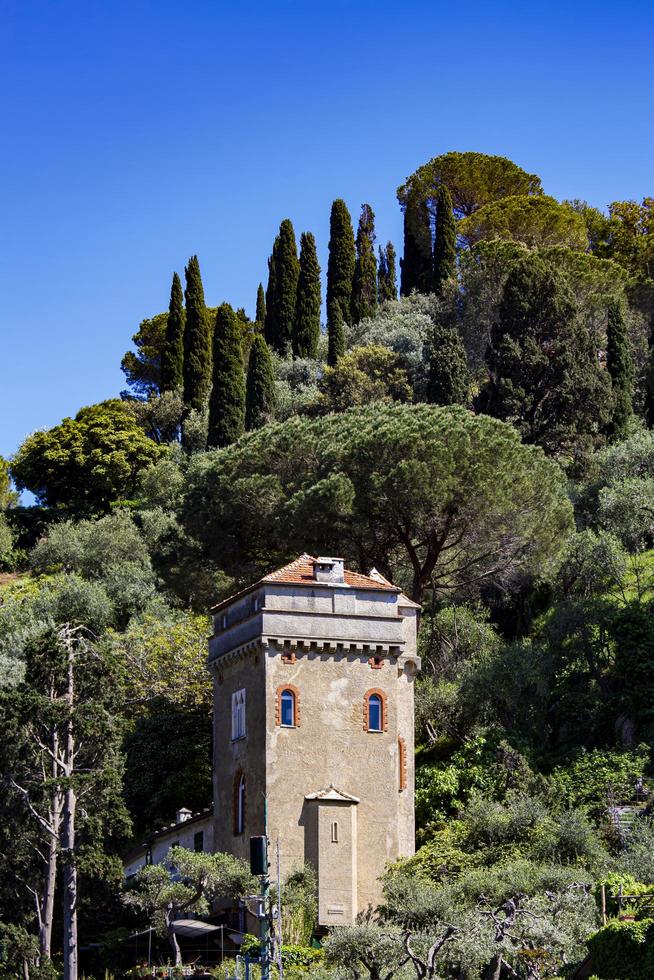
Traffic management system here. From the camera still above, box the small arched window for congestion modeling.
[234,771,246,835]
[363,689,387,733]
[280,689,296,727]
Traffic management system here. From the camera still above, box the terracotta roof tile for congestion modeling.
[210,554,398,611]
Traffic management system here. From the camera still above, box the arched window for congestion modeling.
[275,684,300,727]
[234,771,246,835]
[280,689,296,727]
[363,689,387,732]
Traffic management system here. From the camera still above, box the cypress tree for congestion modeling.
[433,184,457,292]
[426,321,470,406]
[245,334,277,430]
[264,238,279,348]
[400,191,432,296]
[255,282,266,326]
[326,199,356,326]
[182,255,212,411]
[327,299,346,367]
[264,220,299,355]
[378,242,398,303]
[293,232,321,358]
[207,303,246,448]
[606,298,634,438]
[160,271,185,393]
[351,204,378,324]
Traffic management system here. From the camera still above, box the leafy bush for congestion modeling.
[587,919,654,978]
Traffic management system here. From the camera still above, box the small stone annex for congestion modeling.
[208,554,421,925]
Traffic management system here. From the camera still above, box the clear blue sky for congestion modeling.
[1,0,651,460]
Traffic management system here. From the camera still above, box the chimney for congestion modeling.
[313,557,345,584]
[176,807,192,824]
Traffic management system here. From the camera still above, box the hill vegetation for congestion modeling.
[2,151,654,980]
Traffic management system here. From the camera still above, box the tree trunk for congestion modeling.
[168,922,182,966]
[62,639,78,980]
[485,954,503,980]
[40,734,63,961]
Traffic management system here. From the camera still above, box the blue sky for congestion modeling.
[1,0,652,460]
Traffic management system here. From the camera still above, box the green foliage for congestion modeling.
[377,241,397,303]
[606,198,654,280]
[484,253,614,456]
[326,199,355,327]
[0,456,18,509]
[326,298,346,366]
[606,299,634,438]
[266,219,300,354]
[255,281,266,325]
[458,194,588,250]
[550,746,650,819]
[183,403,572,604]
[587,918,654,979]
[293,231,321,358]
[351,204,378,323]
[121,312,167,397]
[246,333,277,430]
[11,401,165,514]
[183,255,211,411]
[316,344,412,413]
[400,190,432,296]
[432,183,456,292]
[160,272,185,394]
[425,320,469,405]
[398,150,543,219]
[207,303,246,448]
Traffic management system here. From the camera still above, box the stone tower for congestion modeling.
[208,554,420,925]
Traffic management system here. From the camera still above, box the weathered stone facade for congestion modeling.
[208,555,420,925]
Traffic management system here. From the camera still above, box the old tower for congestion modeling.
[208,554,420,925]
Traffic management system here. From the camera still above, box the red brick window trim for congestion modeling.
[275,684,300,727]
[233,769,246,836]
[368,656,383,669]
[363,689,388,732]
[398,736,407,791]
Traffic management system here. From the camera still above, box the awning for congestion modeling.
[171,920,223,938]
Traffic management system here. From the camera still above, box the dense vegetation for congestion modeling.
[2,151,654,980]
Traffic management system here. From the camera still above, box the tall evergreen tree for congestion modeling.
[182,256,211,411]
[160,272,185,393]
[326,199,356,327]
[245,334,277,430]
[484,254,613,454]
[606,298,634,438]
[327,299,346,367]
[293,232,321,358]
[264,238,279,348]
[433,184,457,292]
[255,282,266,326]
[351,204,378,323]
[426,321,470,406]
[377,242,398,303]
[400,191,432,296]
[207,303,245,448]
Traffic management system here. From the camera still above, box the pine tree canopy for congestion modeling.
[245,333,277,430]
[326,199,356,326]
[183,255,212,411]
[606,298,634,439]
[293,231,321,358]
[433,184,457,292]
[160,272,185,393]
[378,242,398,303]
[484,253,614,455]
[207,303,246,449]
[351,204,378,324]
[327,298,346,367]
[400,192,432,296]
[255,283,266,326]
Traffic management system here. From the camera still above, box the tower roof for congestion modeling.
[210,553,399,612]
